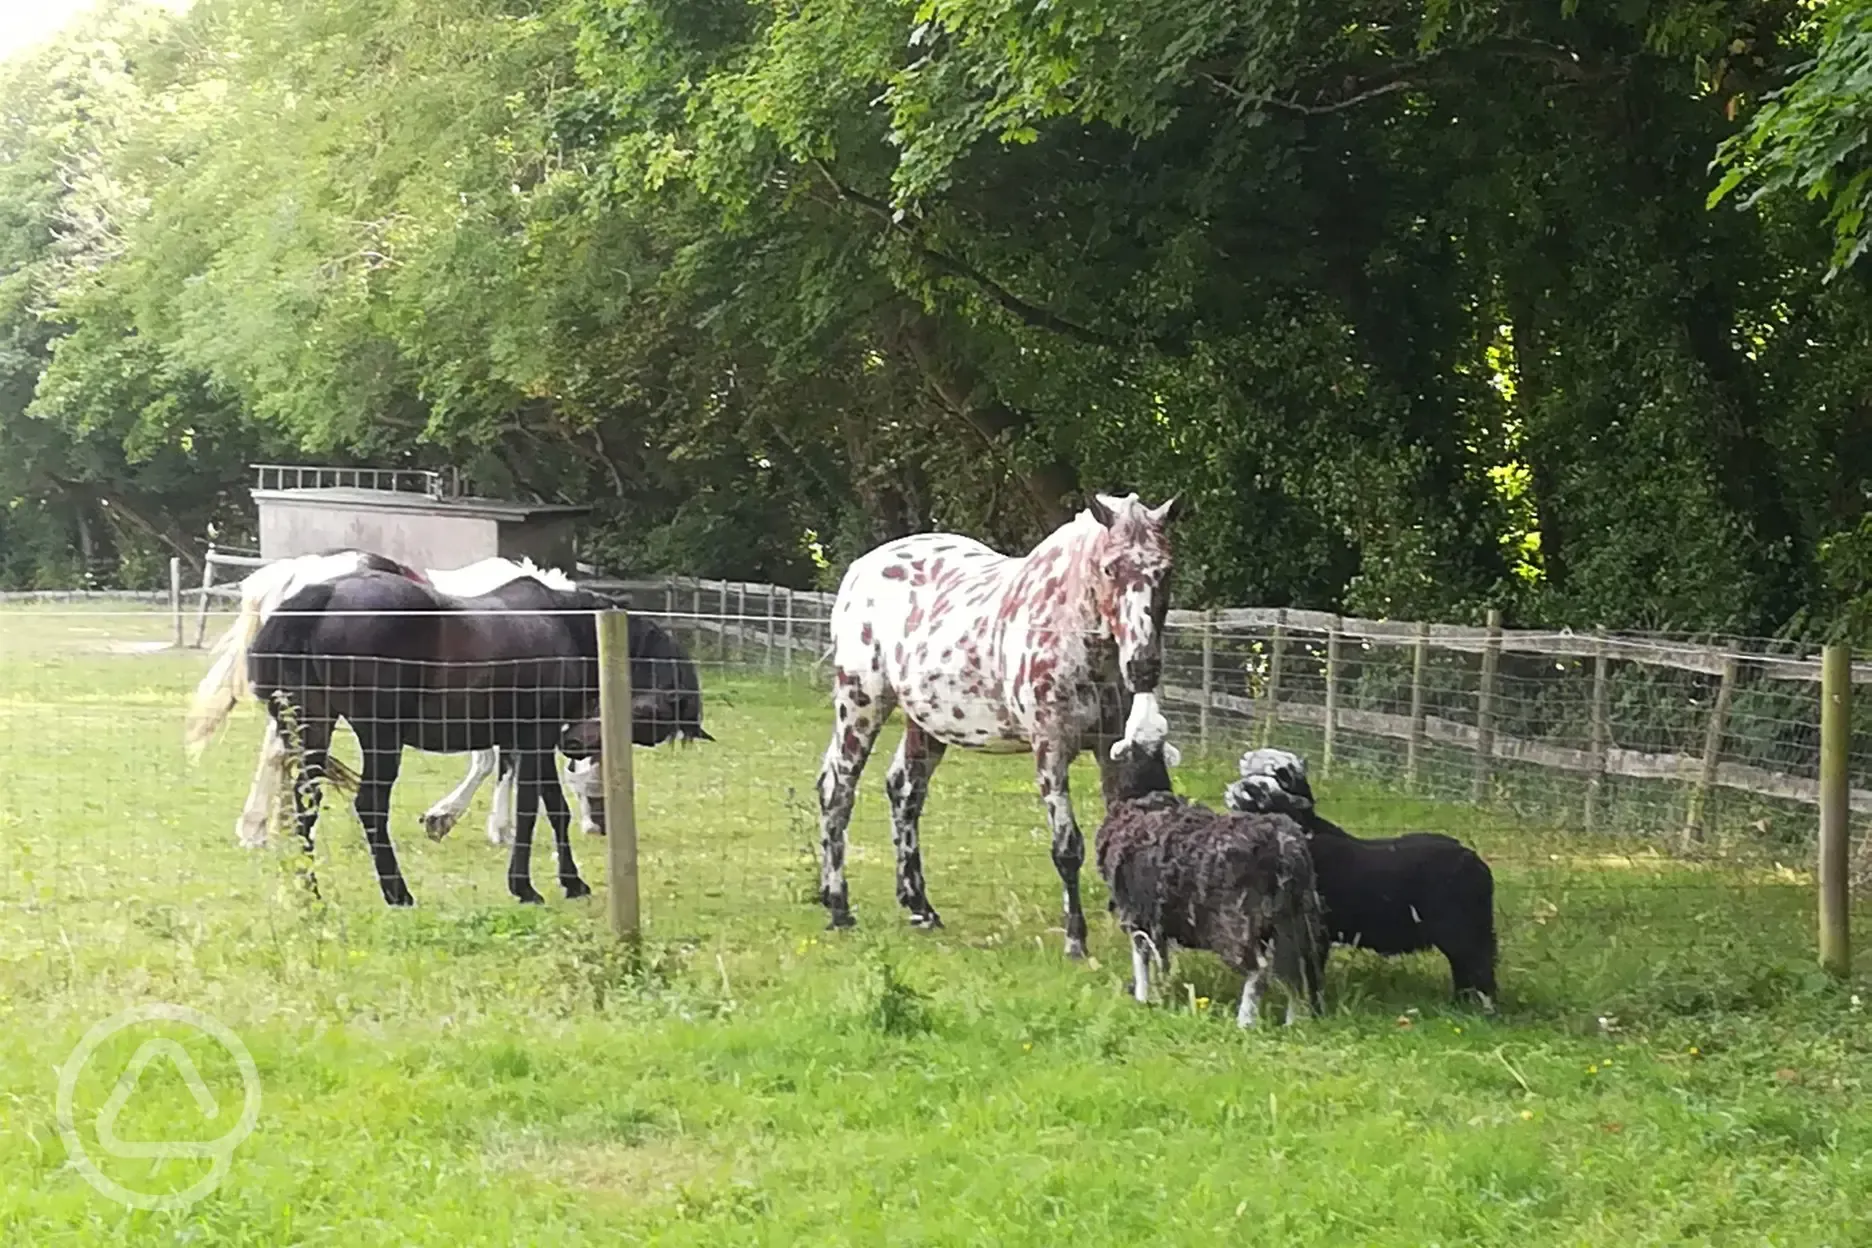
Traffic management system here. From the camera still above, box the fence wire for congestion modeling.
[1,587,1867,1013]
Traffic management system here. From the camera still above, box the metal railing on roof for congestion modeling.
[250,463,465,500]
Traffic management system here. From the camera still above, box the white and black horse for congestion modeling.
[248,568,709,906]
[187,547,610,848]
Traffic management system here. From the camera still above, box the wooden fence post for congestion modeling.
[1199,609,1215,757]
[783,587,796,680]
[1322,618,1342,780]
[717,579,730,664]
[690,577,703,654]
[1258,610,1287,748]
[764,584,777,672]
[596,609,641,943]
[192,545,219,648]
[1819,642,1850,978]
[1683,653,1739,846]
[169,556,183,649]
[1406,620,1429,791]
[1585,628,1610,835]
[1472,608,1502,804]
[735,582,748,663]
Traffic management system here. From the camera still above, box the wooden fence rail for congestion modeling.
[168,561,1869,825]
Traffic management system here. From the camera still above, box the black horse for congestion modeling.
[248,568,709,906]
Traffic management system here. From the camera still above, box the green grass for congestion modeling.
[4,605,1872,1245]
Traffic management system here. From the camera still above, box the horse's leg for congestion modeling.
[816,671,895,930]
[422,746,495,842]
[236,716,285,848]
[884,719,947,929]
[534,750,590,899]
[572,760,602,837]
[352,732,414,906]
[277,709,332,897]
[1092,685,1134,811]
[505,744,547,904]
[1035,734,1090,959]
[487,750,518,847]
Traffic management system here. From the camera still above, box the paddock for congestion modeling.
[3,597,1870,1240]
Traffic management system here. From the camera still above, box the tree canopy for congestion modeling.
[0,0,1866,640]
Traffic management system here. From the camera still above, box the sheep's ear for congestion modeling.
[1109,738,1132,761]
[1162,741,1182,767]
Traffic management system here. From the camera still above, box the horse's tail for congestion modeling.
[245,578,366,797]
[183,554,355,763]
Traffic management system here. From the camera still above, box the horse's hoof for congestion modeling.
[420,814,455,842]
[1064,937,1088,960]
[909,911,943,931]
[511,883,545,905]
[563,878,593,900]
[382,885,415,907]
[826,911,857,931]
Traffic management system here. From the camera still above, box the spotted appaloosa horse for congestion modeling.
[816,491,1180,958]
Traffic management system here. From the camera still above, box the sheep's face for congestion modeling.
[1109,695,1182,800]
[1088,492,1178,692]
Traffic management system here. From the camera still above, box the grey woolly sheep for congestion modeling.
[1094,716,1327,1027]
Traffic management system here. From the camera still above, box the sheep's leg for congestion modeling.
[1236,966,1267,1028]
[816,669,895,930]
[1035,734,1089,959]
[884,719,947,929]
[1129,929,1154,1004]
[422,747,496,842]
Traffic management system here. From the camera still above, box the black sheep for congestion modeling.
[1224,748,1498,1009]
[1095,719,1327,1027]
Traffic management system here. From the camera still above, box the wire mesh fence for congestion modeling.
[2,577,1867,1015]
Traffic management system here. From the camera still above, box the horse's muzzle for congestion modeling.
[1126,656,1163,691]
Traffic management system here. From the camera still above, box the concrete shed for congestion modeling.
[249,464,592,572]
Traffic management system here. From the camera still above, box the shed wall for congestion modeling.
[259,500,501,570]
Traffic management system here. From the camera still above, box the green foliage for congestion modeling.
[0,0,1863,641]
[1710,0,1872,279]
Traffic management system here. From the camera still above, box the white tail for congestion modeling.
[182,552,369,762]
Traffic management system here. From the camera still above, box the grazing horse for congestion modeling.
[815,491,1180,957]
[185,549,605,848]
[246,569,710,906]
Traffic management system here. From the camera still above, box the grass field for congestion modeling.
[3,604,1872,1245]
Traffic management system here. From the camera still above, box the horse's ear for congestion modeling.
[1147,495,1180,526]
[1088,494,1119,527]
